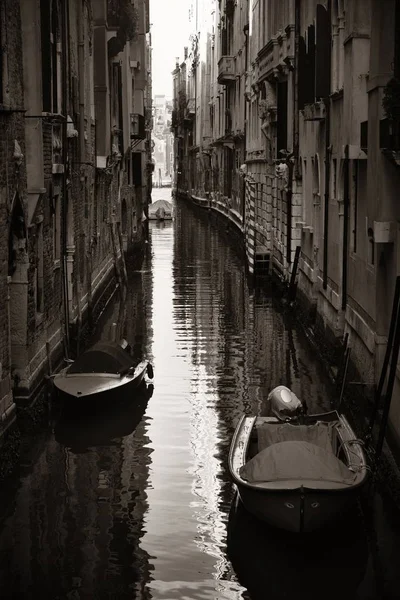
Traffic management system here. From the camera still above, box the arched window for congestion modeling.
[8,195,27,277]
[312,154,320,202]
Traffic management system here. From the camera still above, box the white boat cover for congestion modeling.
[240,441,356,485]
[257,422,335,453]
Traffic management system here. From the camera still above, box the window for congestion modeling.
[121,199,127,234]
[276,81,288,157]
[127,154,131,185]
[41,0,62,113]
[312,155,320,198]
[132,152,142,186]
[351,161,358,253]
[36,223,44,314]
[315,4,331,99]
[331,159,337,200]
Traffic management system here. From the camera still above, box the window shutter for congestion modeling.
[315,4,331,99]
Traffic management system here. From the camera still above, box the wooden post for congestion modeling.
[117,221,128,286]
[110,221,122,286]
[375,297,400,464]
[288,245,301,303]
[46,341,52,375]
[366,275,400,440]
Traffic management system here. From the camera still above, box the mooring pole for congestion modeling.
[374,291,400,463]
[337,347,351,409]
[366,275,400,440]
[288,245,301,303]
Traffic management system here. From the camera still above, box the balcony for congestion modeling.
[218,56,235,85]
[185,98,195,119]
[130,113,145,140]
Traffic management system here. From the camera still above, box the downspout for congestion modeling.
[323,0,332,289]
[77,0,90,336]
[286,0,301,268]
[293,0,300,177]
[243,23,249,226]
[78,3,85,162]
[61,0,70,355]
[322,103,331,289]
[286,164,293,266]
[342,144,349,310]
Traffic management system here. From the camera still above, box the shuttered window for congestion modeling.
[315,4,331,99]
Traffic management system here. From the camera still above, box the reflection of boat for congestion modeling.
[53,340,154,402]
[55,384,153,452]
[228,387,368,533]
[148,198,173,221]
[227,491,368,600]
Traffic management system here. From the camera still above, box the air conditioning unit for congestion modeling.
[373,221,395,243]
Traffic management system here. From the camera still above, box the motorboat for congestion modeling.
[228,386,368,533]
[53,340,154,402]
[148,198,173,221]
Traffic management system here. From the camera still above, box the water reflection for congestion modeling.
[54,385,153,453]
[227,492,368,600]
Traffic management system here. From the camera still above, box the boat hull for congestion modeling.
[148,214,173,221]
[236,484,358,533]
[53,361,149,404]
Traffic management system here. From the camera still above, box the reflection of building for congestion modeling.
[0,249,155,596]
[0,422,154,597]
[152,95,173,187]
[0,0,152,444]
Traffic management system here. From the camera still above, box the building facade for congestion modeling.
[0,0,152,445]
[153,94,173,187]
[172,0,400,457]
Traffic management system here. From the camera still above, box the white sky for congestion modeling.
[150,0,192,98]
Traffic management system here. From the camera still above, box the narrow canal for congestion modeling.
[1,188,400,599]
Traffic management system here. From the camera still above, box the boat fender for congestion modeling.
[147,363,154,379]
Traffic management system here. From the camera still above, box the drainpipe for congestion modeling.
[342,144,349,310]
[286,162,293,266]
[322,107,331,290]
[286,0,301,268]
[323,0,332,289]
[293,0,300,177]
[61,0,70,355]
[243,23,249,226]
[78,2,85,162]
[77,0,90,339]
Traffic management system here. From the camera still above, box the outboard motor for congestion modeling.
[267,385,305,420]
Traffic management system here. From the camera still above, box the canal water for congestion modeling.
[1,188,400,599]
